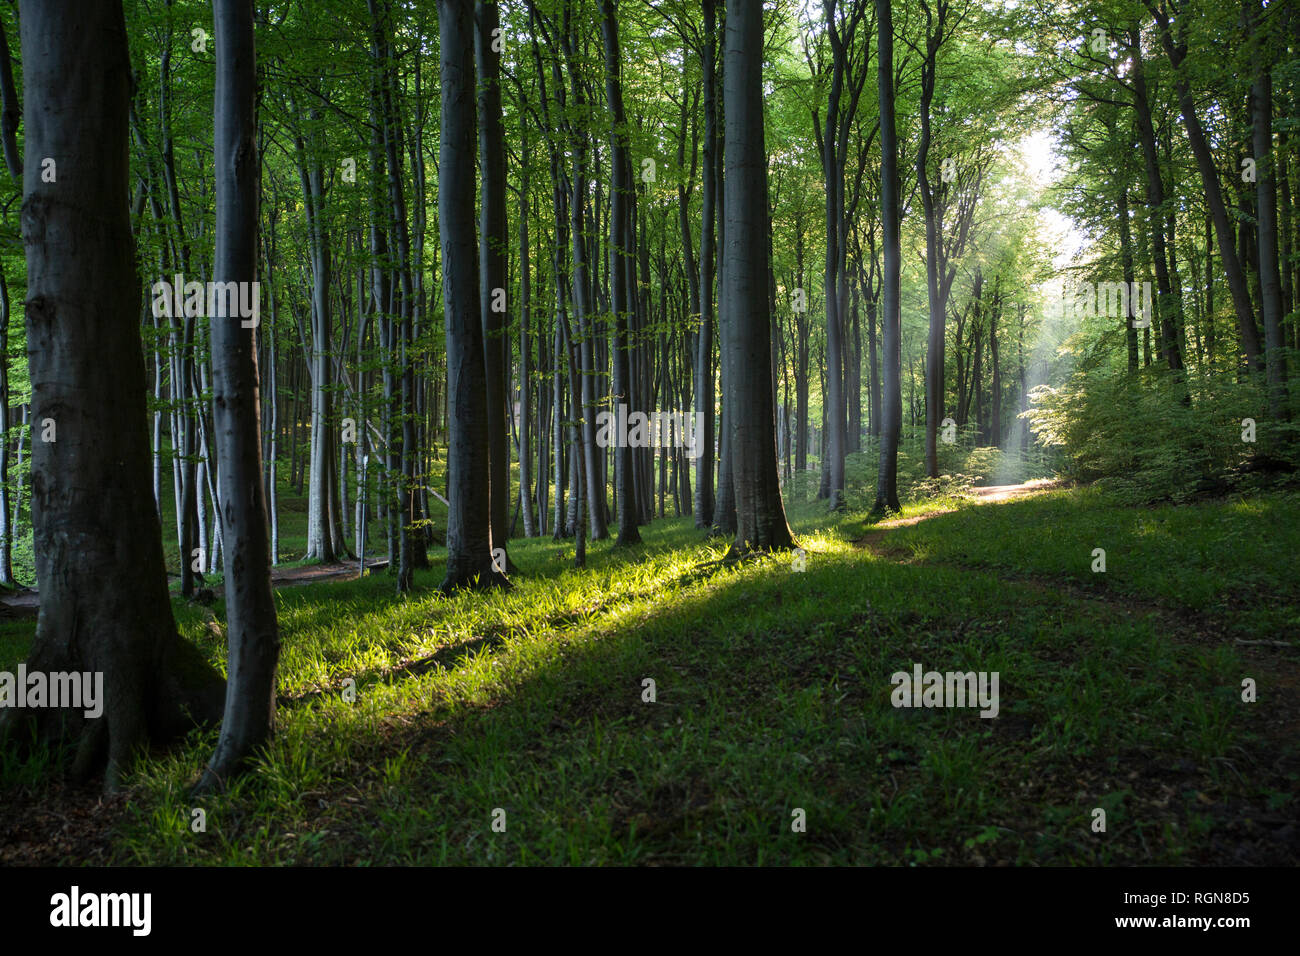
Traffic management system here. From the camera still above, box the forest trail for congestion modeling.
[0,483,1060,616]
[0,559,390,617]
[1,483,1063,618]
[852,478,1061,554]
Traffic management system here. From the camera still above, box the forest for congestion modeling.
[0,0,1297,875]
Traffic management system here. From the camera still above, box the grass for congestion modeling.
[3,478,1297,866]
[878,486,1300,636]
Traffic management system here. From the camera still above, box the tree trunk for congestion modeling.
[518,125,537,538]
[1149,5,1263,371]
[476,0,515,569]
[197,0,280,793]
[722,0,795,555]
[918,4,944,478]
[1118,180,1139,371]
[0,264,14,586]
[5,0,224,790]
[694,0,718,529]
[602,0,641,546]
[872,0,902,514]
[300,132,341,562]
[1252,63,1290,419]
[438,0,506,592]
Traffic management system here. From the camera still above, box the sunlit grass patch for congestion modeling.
[5,486,1296,866]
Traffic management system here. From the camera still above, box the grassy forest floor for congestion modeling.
[2,481,1298,865]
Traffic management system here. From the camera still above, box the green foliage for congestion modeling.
[785,435,1057,512]
[1026,348,1300,504]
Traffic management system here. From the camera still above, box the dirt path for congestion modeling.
[0,559,390,617]
[853,478,1061,555]
[970,478,1061,502]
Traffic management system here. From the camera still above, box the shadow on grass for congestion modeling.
[105,501,1300,866]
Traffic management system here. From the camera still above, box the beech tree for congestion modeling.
[3,0,223,790]
[602,0,641,547]
[197,0,281,793]
[0,3,1292,796]
[722,0,795,555]
[872,0,902,514]
[439,0,506,592]
[477,0,516,569]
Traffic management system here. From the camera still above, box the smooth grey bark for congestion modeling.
[722,0,795,556]
[872,0,902,514]
[159,22,202,597]
[438,0,507,592]
[4,0,223,790]
[792,215,809,473]
[371,0,416,590]
[559,21,609,542]
[918,1,944,479]
[365,28,398,571]
[1117,175,1140,372]
[297,119,345,562]
[518,123,537,539]
[524,12,571,540]
[10,402,23,543]
[694,0,718,529]
[197,0,280,794]
[812,0,869,509]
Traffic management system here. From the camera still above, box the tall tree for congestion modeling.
[198,0,281,792]
[1248,1,1289,420]
[602,0,641,547]
[4,0,223,789]
[477,0,515,568]
[694,0,719,529]
[872,0,902,514]
[1147,0,1263,371]
[439,0,507,592]
[723,0,795,555]
[809,0,870,510]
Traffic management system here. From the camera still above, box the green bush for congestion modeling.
[1024,348,1300,503]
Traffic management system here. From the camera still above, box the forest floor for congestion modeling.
[2,481,1298,865]
[0,558,390,616]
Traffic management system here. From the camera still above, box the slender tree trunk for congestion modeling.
[1118,181,1140,371]
[518,126,537,539]
[1149,6,1263,370]
[0,265,13,586]
[1252,63,1290,419]
[1130,36,1183,372]
[198,0,280,793]
[299,133,340,562]
[476,0,514,569]
[694,0,718,529]
[918,7,944,478]
[872,0,902,514]
[601,0,641,546]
